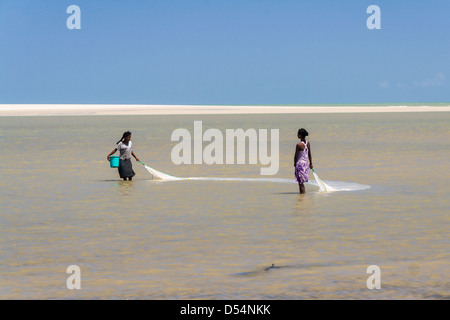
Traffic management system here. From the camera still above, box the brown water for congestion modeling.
[0,112,449,299]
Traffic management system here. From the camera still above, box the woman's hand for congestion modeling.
[107,149,117,162]
[310,164,314,169]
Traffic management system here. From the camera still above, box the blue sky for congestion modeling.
[0,0,449,105]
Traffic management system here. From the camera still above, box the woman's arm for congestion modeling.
[294,143,304,166]
[131,151,140,162]
[294,147,298,166]
[307,142,313,169]
[107,148,117,161]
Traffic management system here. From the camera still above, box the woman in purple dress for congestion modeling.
[294,128,313,194]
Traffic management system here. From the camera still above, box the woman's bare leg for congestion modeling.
[299,183,305,194]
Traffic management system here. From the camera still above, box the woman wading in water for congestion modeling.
[107,131,140,181]
[294,128,313,194]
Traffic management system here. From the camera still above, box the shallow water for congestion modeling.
[0,112,449,299]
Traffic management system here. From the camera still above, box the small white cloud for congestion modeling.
[414,73,446,87]
[379,80,389,88]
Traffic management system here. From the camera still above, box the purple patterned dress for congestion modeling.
[295,140,309,184]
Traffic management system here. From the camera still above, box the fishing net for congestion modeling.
[140,162,184,181]
[312,169,336,192]
[138,161,368,192]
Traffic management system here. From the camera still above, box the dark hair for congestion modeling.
[117,131,132,144]
[297,128,309,138]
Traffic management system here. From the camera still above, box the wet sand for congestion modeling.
[1,104,450,116]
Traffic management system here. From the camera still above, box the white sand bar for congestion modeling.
[0,104,449,116]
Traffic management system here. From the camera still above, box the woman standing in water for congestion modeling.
[294,128,313,194]
[107,131,140,181]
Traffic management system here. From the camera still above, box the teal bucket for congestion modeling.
[110,156,120,168]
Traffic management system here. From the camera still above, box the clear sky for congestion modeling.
[0,0,449,105]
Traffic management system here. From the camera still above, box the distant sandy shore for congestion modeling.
[1,104,449,116]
